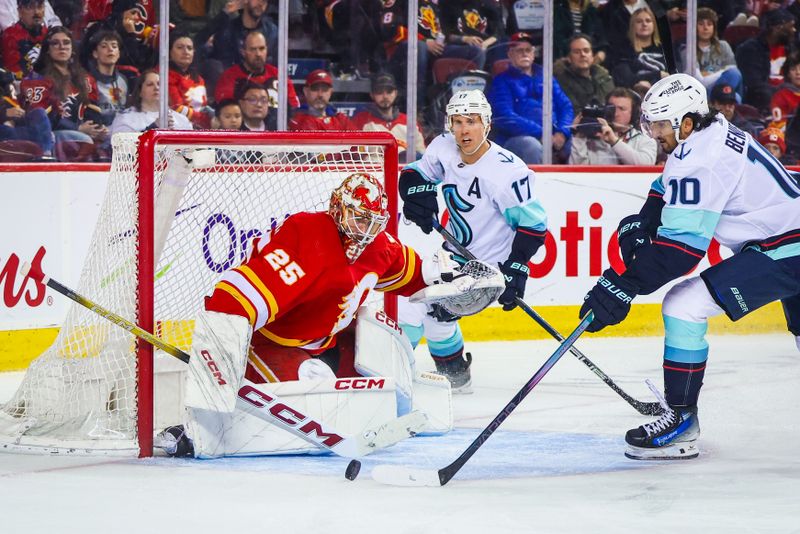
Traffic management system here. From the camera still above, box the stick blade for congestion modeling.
[371,465,442,487]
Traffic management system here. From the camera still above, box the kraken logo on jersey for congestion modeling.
[443,185,475,246]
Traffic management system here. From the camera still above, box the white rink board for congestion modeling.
[1,168,730,331]
[0,172,106,329]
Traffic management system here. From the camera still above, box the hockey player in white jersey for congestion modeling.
[398,89,548,392]
[579,73,800,460]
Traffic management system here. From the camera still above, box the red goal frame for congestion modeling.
[134,130,399,457]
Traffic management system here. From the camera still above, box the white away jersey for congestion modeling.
[406,133,547,264]
[655,116,800,254]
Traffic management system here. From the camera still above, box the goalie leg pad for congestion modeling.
[355,308,416,415]
[412,371,453,434]
[185,310,252,413]
[185,377,398,458]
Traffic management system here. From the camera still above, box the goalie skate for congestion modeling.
[624,405,700,460]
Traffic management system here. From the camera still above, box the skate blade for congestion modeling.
[625,441,699,460]
[451,380,473,395]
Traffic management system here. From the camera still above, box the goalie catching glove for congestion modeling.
[412,250,505,317]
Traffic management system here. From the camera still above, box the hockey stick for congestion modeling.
[21,262,426,458]
[371,312,594,486]
[432,219,661,416]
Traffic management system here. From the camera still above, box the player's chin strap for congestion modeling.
[449,120,491,157]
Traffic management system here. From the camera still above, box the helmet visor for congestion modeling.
[640,114,674,140]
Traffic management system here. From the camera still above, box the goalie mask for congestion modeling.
[640,73,709,145]
[329,173,390,262]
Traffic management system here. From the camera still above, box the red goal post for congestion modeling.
[135,130,399,456]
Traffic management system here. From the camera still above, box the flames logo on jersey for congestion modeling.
[458,9,488,35]
[332,273,379,335]
[419,6,440,36]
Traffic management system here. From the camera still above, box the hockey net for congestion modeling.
[0,130,399,456]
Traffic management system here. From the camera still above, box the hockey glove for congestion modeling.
[399,169,438,234]
[498,259,530,311]
[427,303,461,323]
[579,268,639,333]
[617,214,650,267]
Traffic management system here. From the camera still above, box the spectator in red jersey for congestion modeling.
[769,51,800,131]
[214,98,242,130]
[289,69,355,131]
[168,31,212,129]
[195,0,278,97]
[1,0,49,81]
[214,30,298,111]
[237,80,273,131]
[22,26,106,155]
[0,0,59,34]
[352,72,426,160]
[0,65,55,158]
[84,29,136,128]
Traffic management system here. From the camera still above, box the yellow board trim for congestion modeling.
[456,301,787,341]
[0,327,60,371]
[0,302,787,372]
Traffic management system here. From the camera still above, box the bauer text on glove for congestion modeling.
[399,168,438,234]
[579,268,639,332]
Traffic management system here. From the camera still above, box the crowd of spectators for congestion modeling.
[0,0,799,164]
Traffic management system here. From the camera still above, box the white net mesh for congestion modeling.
[0,132,393,455]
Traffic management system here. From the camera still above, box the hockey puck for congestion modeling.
[345,459,361,481]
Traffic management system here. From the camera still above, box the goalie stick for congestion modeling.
[371,312,594,487]
[21,262,426,458]
[432,219,661,416]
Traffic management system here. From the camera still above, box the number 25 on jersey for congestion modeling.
[264,249,306,285]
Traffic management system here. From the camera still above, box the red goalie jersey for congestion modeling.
[205,211,426,380]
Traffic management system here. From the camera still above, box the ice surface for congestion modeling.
[0,334,798,533]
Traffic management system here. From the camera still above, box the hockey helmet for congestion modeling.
[445,90,492,155]
[640,73,709,144]
[329,173,389,262]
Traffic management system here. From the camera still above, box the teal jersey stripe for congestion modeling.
[658,206,721,251]
[399,323,424,349]
[651,176,666,195]
[503,202,548,231]
[759,242,800,261]
[664,345,709,364]
[663,315,710,351]
[404,162,440,184]
[429,327,464,357]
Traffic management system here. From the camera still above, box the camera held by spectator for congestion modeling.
[575,102,616,138]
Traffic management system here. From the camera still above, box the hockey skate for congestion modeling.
[433,350,473,394]
[624,383,700,460]
[154,425,195,458]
